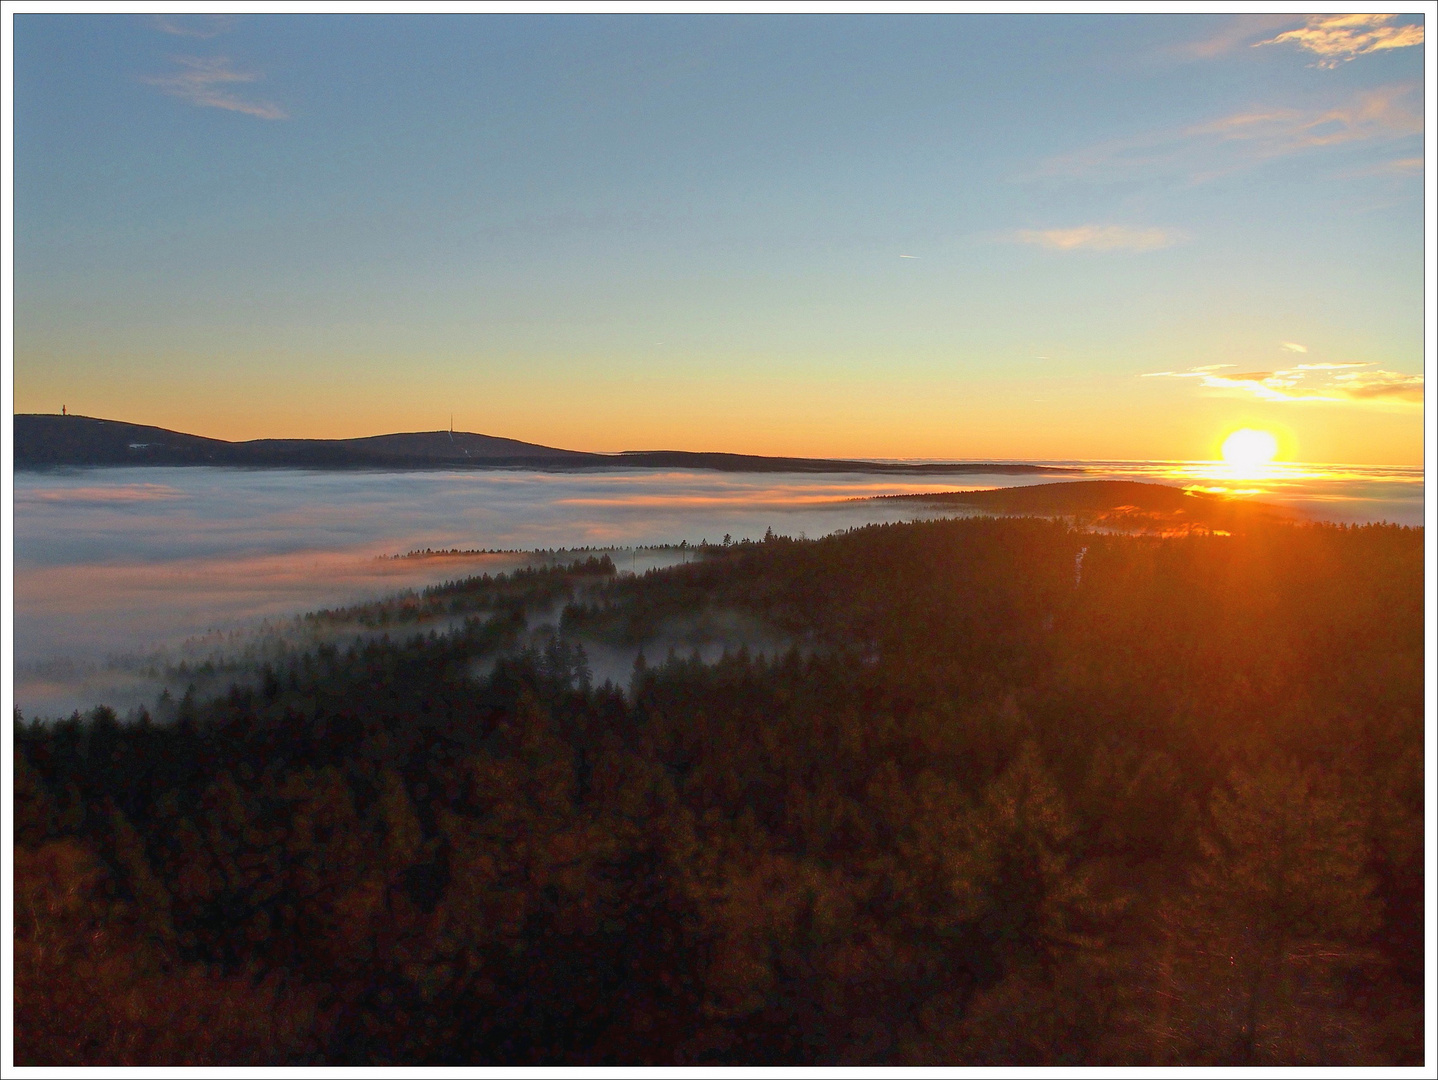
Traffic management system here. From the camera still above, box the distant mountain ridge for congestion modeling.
[14,414,1080,476]
[14,415,590,468]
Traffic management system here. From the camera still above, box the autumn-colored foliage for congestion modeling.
[13,518,1423,1064]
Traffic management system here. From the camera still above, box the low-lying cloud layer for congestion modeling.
[20,483,185,504]
[12,467,1012,702]
[14,463,1421,717]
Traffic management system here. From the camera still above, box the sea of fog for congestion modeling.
[11,462,1424,717]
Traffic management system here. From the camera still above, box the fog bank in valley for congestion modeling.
[14,462,1421,716]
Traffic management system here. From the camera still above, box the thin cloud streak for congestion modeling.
[1143,362,1423,404]
[151,15,236,40]
[1256,14,1424,68]
[1339,155,1425,180]
[1179,14,1304,59]
[1184,85,1423,151]
[1382,155,1424,174]
[1015,224,1183,253]
[142,56,288,120]
[1038,84,1421,184]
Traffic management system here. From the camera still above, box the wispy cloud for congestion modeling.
[1179,14,1305,59]
[1280,342,1307,353]
[142,56,288,120]
[151,14,236,40]
[1256,14,1425,68]
[1039,84,1421,183]
[1142,362,1423,404]
[1014,224,1183,253]
[1338,154,1425,180]
[1383,155,1424,174]
[1326,369,1426,402]
[1185,85,1423,150]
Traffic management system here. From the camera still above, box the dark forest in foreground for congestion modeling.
[13,516,1425,1065]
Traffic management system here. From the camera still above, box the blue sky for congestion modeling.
[10,12,1426,463]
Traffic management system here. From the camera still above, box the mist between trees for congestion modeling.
[13,516,1424,1065]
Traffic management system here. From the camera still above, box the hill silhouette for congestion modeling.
[14,414,1078,476]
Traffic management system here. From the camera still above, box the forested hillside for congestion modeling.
[13,517,1425,1065]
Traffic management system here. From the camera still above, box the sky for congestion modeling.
[9,11,1428,464]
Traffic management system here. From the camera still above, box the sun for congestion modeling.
[1220,428,1279,471]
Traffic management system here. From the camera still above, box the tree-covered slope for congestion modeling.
[13,517,1424,1065]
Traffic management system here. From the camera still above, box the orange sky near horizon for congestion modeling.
[11,14,1427,471]
[14,369,1423,467]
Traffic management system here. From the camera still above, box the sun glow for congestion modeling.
[1220,428,1280,474]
